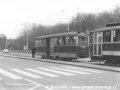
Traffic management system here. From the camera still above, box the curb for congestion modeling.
[0,54,120,73]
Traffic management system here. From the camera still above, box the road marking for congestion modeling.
[38,67,75,76]
[51,67,90,74]
[11,69,41,78]
[0,68,22,79]
[25,79,54,90]
[26,68,59,77]
[6,84,34,86]
[62,66,102,73]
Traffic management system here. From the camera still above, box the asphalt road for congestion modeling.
[0,56,119,90]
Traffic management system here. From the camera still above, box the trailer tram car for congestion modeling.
[36,32,89,60]
[89,22,120,64]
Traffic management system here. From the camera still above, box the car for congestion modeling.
[3,49,9,53]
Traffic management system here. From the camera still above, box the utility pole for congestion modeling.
[24,23,31,50]
[67,22,70,32]
[60,10,70,32]
[26,31,29,50]
[6,37,7,49]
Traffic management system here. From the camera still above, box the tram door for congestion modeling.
[93,32,103,56]
[46,38,50,58]
[50,38,54,57]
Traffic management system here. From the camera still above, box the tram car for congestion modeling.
[35,32,89,60]
[89,22,120,64]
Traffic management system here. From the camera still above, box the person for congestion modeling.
[31,47,36,58]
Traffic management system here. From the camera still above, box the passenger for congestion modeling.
[31,47,36,58]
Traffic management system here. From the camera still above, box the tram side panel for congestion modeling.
[36,46,46,58]
[76,46,89,58]
[54,45,89,59]
[54,45,76,59]
[102,43,120,63]
[36,39,47,58]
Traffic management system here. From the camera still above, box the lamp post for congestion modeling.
[24,23,31,50]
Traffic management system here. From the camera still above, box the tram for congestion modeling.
[36,32,89,60]
[89,22,120,64]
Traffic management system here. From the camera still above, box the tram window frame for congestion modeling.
[113,29,120,42]
[89,33,93,43]
[103,30,111,42]
[78,37,88,46]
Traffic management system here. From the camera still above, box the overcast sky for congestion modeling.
[0,0,120,38]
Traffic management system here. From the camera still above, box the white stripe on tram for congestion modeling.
[62,66,102,73]
[51,67,90,74]
[38,67,74,76]
[0,69,22,79]
[26,68,59,77]
[11,69,41,78]
[103,51,120,56]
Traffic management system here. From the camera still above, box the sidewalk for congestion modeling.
[0,52,120,73]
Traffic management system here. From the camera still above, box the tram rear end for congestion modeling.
[76,33,89,58]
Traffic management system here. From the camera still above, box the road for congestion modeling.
[0,56,119,90]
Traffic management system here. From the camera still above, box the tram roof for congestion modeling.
[36,32,87,40]
[91,26,120,33]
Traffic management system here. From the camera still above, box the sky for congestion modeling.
[0,0,120,39]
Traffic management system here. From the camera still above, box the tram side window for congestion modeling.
[103,31,111,42]
[37,39,45,47]
[61,37,66,46]
[36,40,40,47]
[55,38,60,46]
[89,33,93,43]
[94,33,97,43]
[36,40,39,47]
[113,29,120,42]
[50,38,54,47]
[68,37,76,46]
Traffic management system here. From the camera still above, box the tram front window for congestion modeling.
[78,37,88,47]
[68,37,76,45]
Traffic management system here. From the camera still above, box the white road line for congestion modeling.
[25,79,54,90]
[26,68,59,77]
[0,68,22,79]
[6,84,34,86]
[11,69,41,78]
[51,67,90,74]
[38,67,75,76]
[62,66,102,73]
